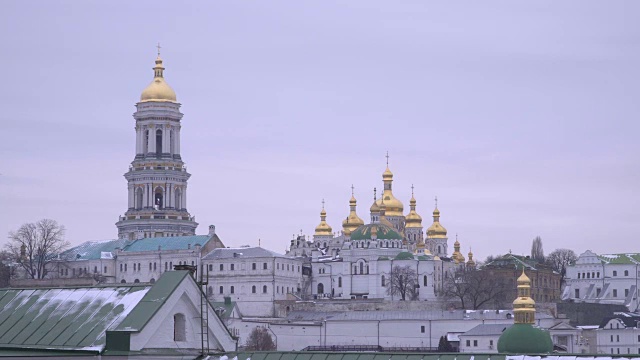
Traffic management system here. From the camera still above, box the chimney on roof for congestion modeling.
[208,225,216,236]
[136,230,144,240]
[188,243,191,250]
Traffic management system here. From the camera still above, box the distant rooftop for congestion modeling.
[58,238,129,261]
[461,323,511,336]
[122,235,211,252]
[203,247,287,260]
[283,309,551,322]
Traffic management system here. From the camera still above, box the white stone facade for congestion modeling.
[596,316,640,355]
[563,250,640,311]
[203,247,303,317]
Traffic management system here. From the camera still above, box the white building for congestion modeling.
[203,247,303,317]
[563,250,640,311]
[287,164,471,302]
[459,324,508,353]
[596,315,640,355]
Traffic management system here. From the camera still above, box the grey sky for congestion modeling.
[1,1,638,262]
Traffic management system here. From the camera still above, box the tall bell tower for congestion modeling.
[116,49,198,239]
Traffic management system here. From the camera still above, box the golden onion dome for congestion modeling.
[513,297,536,307]
[140,56,177,102]
[517,270,531,285]
[405,194,423,228]
[314,207,333,237]
[376,164,404,217]
[426,207,447,238]
[343,194,365,234]
[466,250,476,267]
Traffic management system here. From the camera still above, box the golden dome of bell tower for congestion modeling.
[343,185,365,236]
[513,269,536,324]
[140,44,177,102]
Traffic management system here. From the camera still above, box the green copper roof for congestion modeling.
[598,253,640,265]
[59,239,129,261]
[497,323,553,354]
[350,224,402,241]
[113,271,189,332]
[0,283,151,352]
[123,235,210,252]
[394,252,415,260]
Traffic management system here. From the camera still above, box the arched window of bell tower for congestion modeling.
[135,188,144,210]
[170,130,174,154]
[144,130,149,153]
[154,187,164,209]
[174,188,182,210]
[438,245,442,254]
[156,129,163,156]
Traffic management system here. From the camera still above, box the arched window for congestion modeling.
[156,129,163,155]
[438,245,442,254]
[149,263,152,271]
[208,286,213,295]
[134,279,140,283]
[578,273,581,279]
[174,313,186,341]
[120,279,126,283]
[170,130,174,154]
[154,187,163,209]
[150,278,155,284]
[317,283,324,294]
[381,275,386,287]
[353,266,357,274]
[338,277,342,287]
[230,286,234,294]
[263,285,267,293]
[587,273,590,279]
[625,270,629,276]
[424,275,427,286]
[252,285,256,293]
[174,188,182,210]
[360,262,364,274]
[144,130,149,153]
[135,188,143,210]
[219,286,223,294]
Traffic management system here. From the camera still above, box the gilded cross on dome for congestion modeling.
[156,42,162,57]
[385,151,389,166]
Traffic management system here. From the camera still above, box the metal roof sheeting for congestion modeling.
[123,235,211,252]
[284,310,551,322]
[59,238,129,261]
[218,353,506,360]
[0,284,151,351]
[203,247,288,260]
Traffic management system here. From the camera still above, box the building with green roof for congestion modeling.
[0,270,236,357]
[563,250,640,311]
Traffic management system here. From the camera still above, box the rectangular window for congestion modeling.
[613,271,618,276]
[575,289,580,298]
[625,289,629,297]
[611,335,614,342]
[124,264,127,272]
[466,340,470,347]
[474,340,478,347]
[613,289,618,297]
[208,264,212,271]
[490,340,494,346]
[617,335,620,342]
[231,264,235,270]
[94,266,97,273]
[230,286,234,294]
[421,326,425,333]
[220,264,223,271]
[263,263,267,270]
[104,266,107,273]
[219,286,223,294]
[252,263,256,270]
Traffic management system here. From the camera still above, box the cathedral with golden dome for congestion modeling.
[287,159,474,300]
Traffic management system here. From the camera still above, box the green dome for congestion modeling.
[350,224,402,241]
[394,252,415,260]
[497,324,553,354]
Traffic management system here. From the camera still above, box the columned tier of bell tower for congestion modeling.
[116,54,198,240]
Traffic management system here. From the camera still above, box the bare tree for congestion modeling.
[6,219,69,279]
[545,248,577,288]
[387,265,419,301]
[531,236,545,263]
[442,267,508,310]
[245,326,276,351]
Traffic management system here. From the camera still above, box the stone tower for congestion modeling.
[116,52,198,239]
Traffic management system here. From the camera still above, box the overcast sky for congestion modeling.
[1,1,639,262]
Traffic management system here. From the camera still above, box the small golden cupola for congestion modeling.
[375,153,404,217]
[370,188,380,219]
[314,200,333,237]
[405,186,423,229]
[513,269,536,324]
[426,198,448,239]
[466,249,476,267]
[140,46,177,102]
[378,198,395,229]
[452,235,465,263]
[342,186,365,236]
